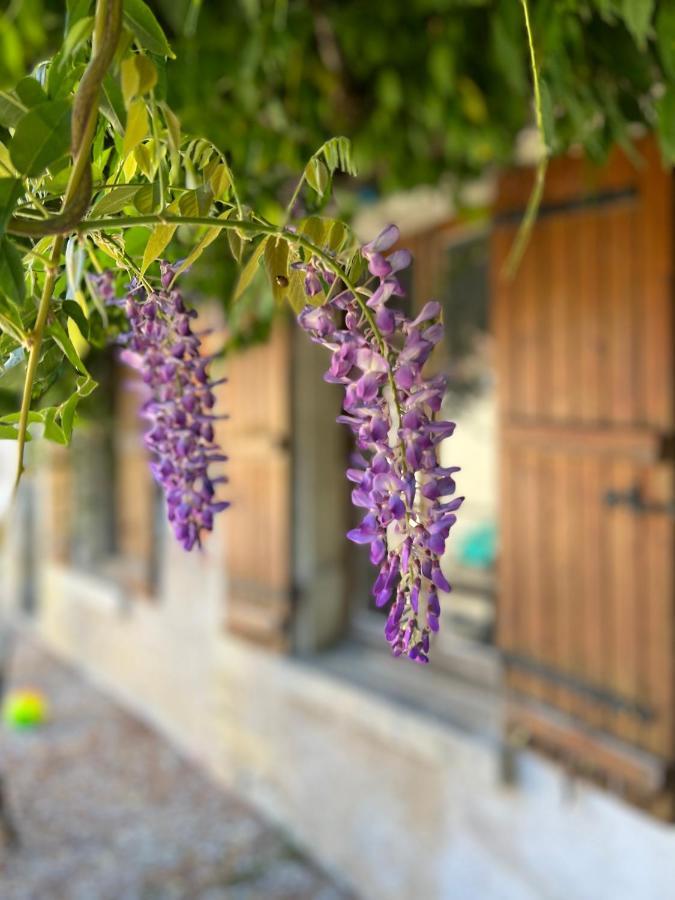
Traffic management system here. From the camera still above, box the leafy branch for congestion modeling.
[11,0,122,491]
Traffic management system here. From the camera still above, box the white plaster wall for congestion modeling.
[26,551,675,900]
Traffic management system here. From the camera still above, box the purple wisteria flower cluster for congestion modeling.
[297,225,462,663]
[92,263,229,551]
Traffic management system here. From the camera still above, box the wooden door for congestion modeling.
[219,321,293,650]
[492,138,675,816]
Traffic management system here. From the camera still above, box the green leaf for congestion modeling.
[298,216,333,247]
[620,0,654,49]
[319,136,357,177]
[9,100,71,178]
[61,15,94,60]
[304,157,330,197]
[0,91,27,129]
[123,0,175,58]
[171,212,230,281]
[122,98,149,159]
[141,219,178,273]
[161,103,181,150]
[121,54,158,107]
[100,74,126,133]
[133,182,160,214]
[207,162,232,200]
[46,319,89,376]
[91,184,140,216]
[287,266,313,313]
[234,237,268,300]
[0,424,23,441]
[62,299,89,338]
[66,0,93,30]
[0,178,22,235]
[14,77,47,108]
[657,2,675,80]
[134,141,157,179]
[264,236,289,305]
[657,85,675,162]
[0,237,25,308]
[177,184,213,217]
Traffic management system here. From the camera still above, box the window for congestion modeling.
[47,350,163,599]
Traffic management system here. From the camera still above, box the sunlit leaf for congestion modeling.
[90,184,140,216]
[264,236,289,305]
[121,53,157,107]
[133,181,160,214]
[122,98,148,159]
[63,299,88,338]
[318,136,357,177]
[234,237,268,300]
[141,201,180,273]
[46,318,89,375]
[304,156,330,197]
[134,141,155,179]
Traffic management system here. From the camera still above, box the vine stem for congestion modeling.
[12,0,122,491]
[77,211,410,465]
[13,237,63,492]
[77,212,405,406]
[77,213,394,355]
[502,0,548,279]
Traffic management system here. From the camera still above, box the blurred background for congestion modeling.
[2,1,675,898]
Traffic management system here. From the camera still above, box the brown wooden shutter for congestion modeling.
[115,368,156,595]
[492,137,675,818]
[219,321,292,649]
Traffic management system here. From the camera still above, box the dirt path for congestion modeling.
[0,638,353,900]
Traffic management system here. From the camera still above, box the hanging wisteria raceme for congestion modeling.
[297,225,462,663]
[91,263,229,551]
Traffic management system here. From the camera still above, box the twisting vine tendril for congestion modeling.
[502,0,548,279]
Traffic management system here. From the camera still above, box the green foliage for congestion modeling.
[9,99,71,176]
[13,0,675,196]
[145,0,675,191]
[0,237,25,308]
[1,0,674,487]
[0,0,367,486]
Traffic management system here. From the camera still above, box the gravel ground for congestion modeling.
[0,638,354,900]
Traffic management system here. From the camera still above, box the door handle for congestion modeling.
[604,485,675,517]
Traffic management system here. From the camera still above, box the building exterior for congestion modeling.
[5,136,675,899]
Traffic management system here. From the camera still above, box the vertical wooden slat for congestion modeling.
[577,212,603,424]
[220,321,293,649]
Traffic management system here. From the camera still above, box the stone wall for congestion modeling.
[15,551,675,900]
